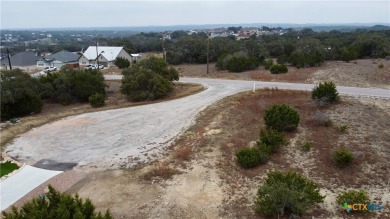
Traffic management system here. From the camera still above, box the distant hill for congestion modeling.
[2,23,389,32]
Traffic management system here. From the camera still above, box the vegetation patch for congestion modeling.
[301,140,313,152]
[121,57,179,101]
[0,161,19,177]
[332,147,354,167]
[258,128,286,153]
[312,81,339,105]
[2,185,113,218]
[264,104,300,131]
[236,147,262,168]
[143,162,180,180]
[255,171,325,217]
[338,124,349,133]
[336,190,371,213]
[269,63,288,74]
[89,93,106,108]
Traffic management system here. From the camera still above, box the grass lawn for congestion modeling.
[0,161,19,177]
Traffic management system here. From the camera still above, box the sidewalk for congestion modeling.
[0,165,62,211]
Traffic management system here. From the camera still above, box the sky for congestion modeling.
[0,0,389,29]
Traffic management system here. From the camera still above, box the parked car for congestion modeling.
[85,64,104,70]
[43,66,57,73]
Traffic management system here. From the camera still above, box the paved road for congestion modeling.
[5,77,390,170]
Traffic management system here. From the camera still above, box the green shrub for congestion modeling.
[378,63,384,68]
[121,69,173,101]
[338,124,349,133]
[255,171,325,217]
[89,93,105,107]
[121,57,178,101]
[332,147,354,167]
[2,185,113,219]
[263,59,274,70]
[264,104,300,132]
[217,52,259,72]
[312,81,339,105]
[301,140,313,151]
[270,64,288,74]
[0,161,19,177]
[336,190,370,213]
[236,147,261,168]
[258,129,286,153]
[1,69,43,120]
[257,143,271,163]
[39,68,106,104]
[114,57,130,69]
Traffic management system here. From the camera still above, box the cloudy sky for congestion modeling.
[1,0,389,29]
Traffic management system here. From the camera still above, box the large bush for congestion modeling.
[255,171,325,217]
[1,69,43,120]
[2,185,113,219]
[332,147,354,167]
[312,81,339,105]
[39,68,106,105]
[258,129,286,153]
[264,104,300,132]
[114,57,130,69]
[121,57,178,101]
[121,69,173,101]
[262,59,274,70]
[89,93,105,107]
[216,52,259,72]
[269,64,288,74]
[236,147,262,168]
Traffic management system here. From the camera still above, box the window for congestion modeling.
[82,62,87,64]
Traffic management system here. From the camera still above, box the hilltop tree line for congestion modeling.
[163,28,390,68]
[3,28,389,66]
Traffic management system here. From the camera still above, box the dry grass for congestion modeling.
[168,88,390,218]
[142,161,180,181]
[175,146,192,161]
[0,81,203,155]
[175,59,390,89]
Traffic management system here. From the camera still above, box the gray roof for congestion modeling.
[46,50,80,63]
[3,52,41,67]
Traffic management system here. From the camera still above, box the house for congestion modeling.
[237,33,250,40]
[37,50,80,69]
[79,46,132,67]
[0,51,41,71]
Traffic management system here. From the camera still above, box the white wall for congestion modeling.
[117,49,132,62]
[79,55,90,66]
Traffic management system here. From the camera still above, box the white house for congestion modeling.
[79,46,132,67]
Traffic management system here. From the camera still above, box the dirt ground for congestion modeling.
[0,81,203,154]
[71,89,390,218]
[175,59,390,89]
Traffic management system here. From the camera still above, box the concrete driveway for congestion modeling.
[0,165,62,211]
[5,77,390,170]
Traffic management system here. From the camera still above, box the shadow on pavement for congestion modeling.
[33,159,77,171]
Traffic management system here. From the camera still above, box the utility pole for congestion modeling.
[206,33,210,74]
[161,37,166,62]
[6,48,12,70]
